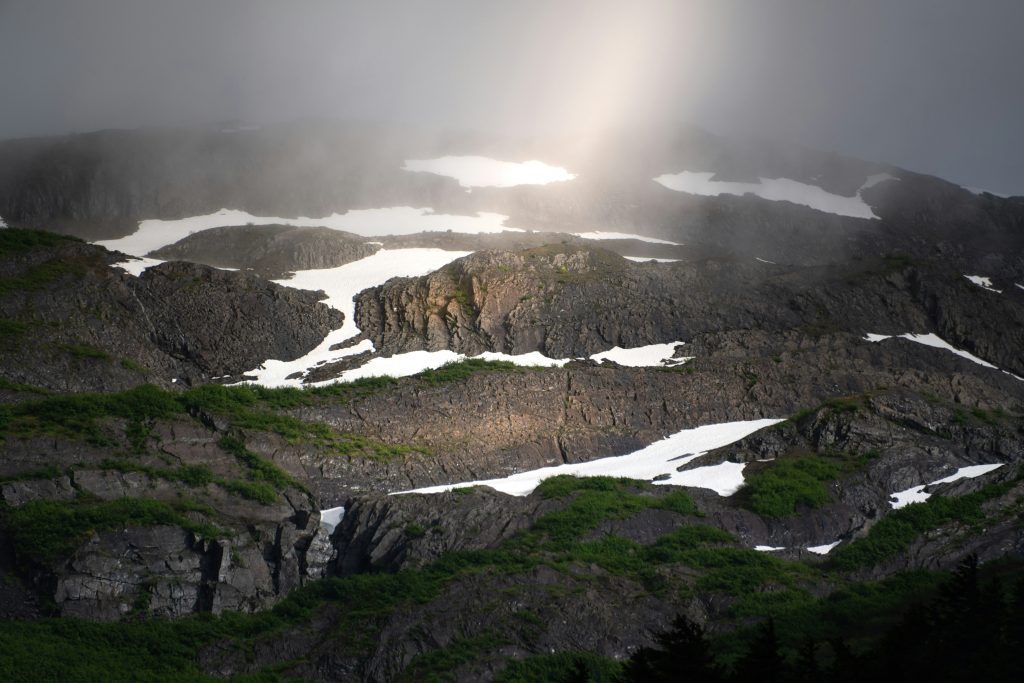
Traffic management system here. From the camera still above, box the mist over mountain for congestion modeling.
[0,3,1023,682]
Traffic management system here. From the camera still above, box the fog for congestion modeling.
[1,0,1022,194]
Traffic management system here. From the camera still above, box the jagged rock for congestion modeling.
[0,238,343,391]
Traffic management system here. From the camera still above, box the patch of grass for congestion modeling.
[829,479,1017,570]
[0,319,29,337]
[0,259,90,297]
[415,359,522,386]
[4,497,220,565]
[398,631,507,682]
[742,458,840,517]
[60,344,112,361]
[0,228,82,256]
[216,435,298,494]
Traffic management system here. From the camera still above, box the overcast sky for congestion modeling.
[1,0,1022,194]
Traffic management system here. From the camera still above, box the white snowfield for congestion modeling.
[571,231,682,246]
[590,342,690,367]
[653,171,896,220]
[623,256,680,263]
[240,248,472,386]
[111,257,166,276]
[95,207,520,258]
[806,541,842,555]
[755,545,786,552]
[864,332,1003,371]
[392,418,783,497]
[306,341,691,385]
[963,274,1002,293]
[319,506,345,532]
[889,463,1004,509]
[402,156,576,188]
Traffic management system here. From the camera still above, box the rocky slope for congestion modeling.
[151,224,381,278]
[0,231,342,392]
[353,245,1024,373]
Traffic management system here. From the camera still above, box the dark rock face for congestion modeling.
[0,420,335,621]
[353,246,1024,375]
[0,239,342,391]
[136,260,341,376]
[151,224,381,277]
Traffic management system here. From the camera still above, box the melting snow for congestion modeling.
[669,461,747,496]
[402,156,576,188]
[865,332,999,370]
[95,207,518,257]
[392,418,783,497]
[319,506,345,532]
[964,275,1002,293]
[110,257,166,276]
[755,545,786,552]
[0,216,7,228]
[653,172,896,220]
[807,541,842,555]
[890,463,1004,509]
[240,248,471,386]
[572,231,682,246]
[623,256,680,263]
[590,342,690,367]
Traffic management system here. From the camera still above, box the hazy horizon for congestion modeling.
[2,0,1022,194]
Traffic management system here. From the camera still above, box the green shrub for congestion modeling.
[743,458,839,517]
[4,497,219,564]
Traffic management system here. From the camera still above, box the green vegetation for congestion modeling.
[740,444,880,518]
[829,478,1017,570]
[0,259,91,297]
[398,632,507,682]
[742,458,839,517]
[60,343,113,361]
[3,497,218,565]
[0,228,82,256]
[415,358,522,386]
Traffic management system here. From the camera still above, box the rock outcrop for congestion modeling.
[0,234,342,391]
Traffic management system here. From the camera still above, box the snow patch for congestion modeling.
[864,332,998,370]
[402,156,575,188]
[890,463,1004,509]
[653,172,897,220]
[668,461,747,496]
[572,231,682,246]
[111,257,166,276]
[95,207,518,257]
[964,275,1002,293]
[623,256,680,263]
[393,418,783,497]
[590,342,690,368]
[0,216,7,228]
[241,248,471,387]
[807,541,842,555]
[319,506,345,532]
[755,257,777,265]
[755,545,786,552]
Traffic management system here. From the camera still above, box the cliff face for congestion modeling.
[0,233,342,392]
[352,246,1024,374]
